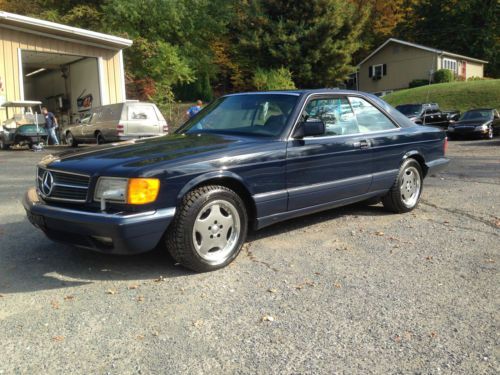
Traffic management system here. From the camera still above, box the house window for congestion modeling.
[443,58,457,73]
[369,64,387,79]
[373,64,383,77]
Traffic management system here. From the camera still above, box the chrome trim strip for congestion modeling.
[39,167,91,178]
[53,182,88,189]
[287,173,371,194]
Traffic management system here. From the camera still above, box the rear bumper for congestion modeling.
[23,187,175,254]
[426,157,450,176]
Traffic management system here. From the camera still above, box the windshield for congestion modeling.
[396,104,422,116]
[178,94,299,137]
[460,110,492,121]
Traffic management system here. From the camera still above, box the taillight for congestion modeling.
[117,124,124,135]
[444,137,448,155]
[163,124,169,134]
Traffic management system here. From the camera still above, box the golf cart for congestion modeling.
[0,101,47,150]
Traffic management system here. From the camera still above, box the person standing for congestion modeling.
[42,107,59,145]
[186,100,203,119]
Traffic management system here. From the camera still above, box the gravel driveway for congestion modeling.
[0,140,498,374]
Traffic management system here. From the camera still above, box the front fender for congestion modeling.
[176,170,252,202]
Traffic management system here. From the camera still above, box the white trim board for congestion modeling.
[0,11,132,49]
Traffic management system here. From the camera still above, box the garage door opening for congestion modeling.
[21,51,102,126]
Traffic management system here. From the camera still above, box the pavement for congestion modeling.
[0,139,498,374]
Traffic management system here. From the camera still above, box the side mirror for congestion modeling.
[293,118,325,138]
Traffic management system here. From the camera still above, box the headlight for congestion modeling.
[94,177,160,205]
[475,124,488,131]
[94,177,128,202]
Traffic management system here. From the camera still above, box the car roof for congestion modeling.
[225,89,364,97]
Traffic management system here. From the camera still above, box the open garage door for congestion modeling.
[21,51,102,127]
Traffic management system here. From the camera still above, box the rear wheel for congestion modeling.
[66,132,78,147]
[96,132,105,145]
[382,159,423,213]
[166,185,248,272]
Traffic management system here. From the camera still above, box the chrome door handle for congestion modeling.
[354,140,370,149]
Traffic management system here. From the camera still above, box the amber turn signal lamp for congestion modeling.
[127,178,160,204]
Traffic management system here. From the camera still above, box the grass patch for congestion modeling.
[383,80,500,112]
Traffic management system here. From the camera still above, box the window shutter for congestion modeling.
[383,64,387,76]
[368,66,373,78]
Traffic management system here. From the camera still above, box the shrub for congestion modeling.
[433,69,455,83]
[409,79,429,88]
[467,76,486,81]
[253,67,296,91]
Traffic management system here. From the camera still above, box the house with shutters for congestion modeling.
[356,38,488,96]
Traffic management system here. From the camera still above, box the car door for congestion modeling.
[285,95,373,211]
[74,113,92,141]
[347,96,407,192]
[82,109,101,140]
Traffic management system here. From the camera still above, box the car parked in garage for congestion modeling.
[24,90,449,272]
[0,101,47,150]
[63,101,168,146]
[447,108,500,139]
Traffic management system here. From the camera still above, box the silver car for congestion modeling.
[64,101,168,146]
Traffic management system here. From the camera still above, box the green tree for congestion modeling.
[253,67,296,91]
[395,0,499,77]
[231,0,370,88]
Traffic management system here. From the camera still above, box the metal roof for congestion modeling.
[0,11,132,50]
[358,38,489,66]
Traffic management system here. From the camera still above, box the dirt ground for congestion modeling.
[0,139,498,374]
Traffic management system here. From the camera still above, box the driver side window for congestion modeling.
[305,97,358,136]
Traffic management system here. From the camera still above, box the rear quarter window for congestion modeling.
[128,106,159,121]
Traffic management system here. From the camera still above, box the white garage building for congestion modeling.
[0,11,132,125]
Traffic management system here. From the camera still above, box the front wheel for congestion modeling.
[486,126,493,139]
[166,185,248,272]
[0,138,9,150]
[66,132,78,147]
[382,159,423,213]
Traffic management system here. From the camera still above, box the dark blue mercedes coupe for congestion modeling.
[24,90,449,272]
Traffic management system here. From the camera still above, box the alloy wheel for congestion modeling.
[192,199,241,264]
[400,166,421,207]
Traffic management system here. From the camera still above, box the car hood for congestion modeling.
[40,133,270,177]
[451,120,489,127]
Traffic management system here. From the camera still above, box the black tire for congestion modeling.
[382,159,423,213]
[166,185,248,272]
[96,132,105,145]
[0,138,9,150]
[66,132,78,147]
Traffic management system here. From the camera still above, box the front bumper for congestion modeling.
[448,128,487,137]
[23,187,175,254]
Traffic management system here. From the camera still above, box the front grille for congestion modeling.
[455,127,475,133]
[37,167,90,202]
